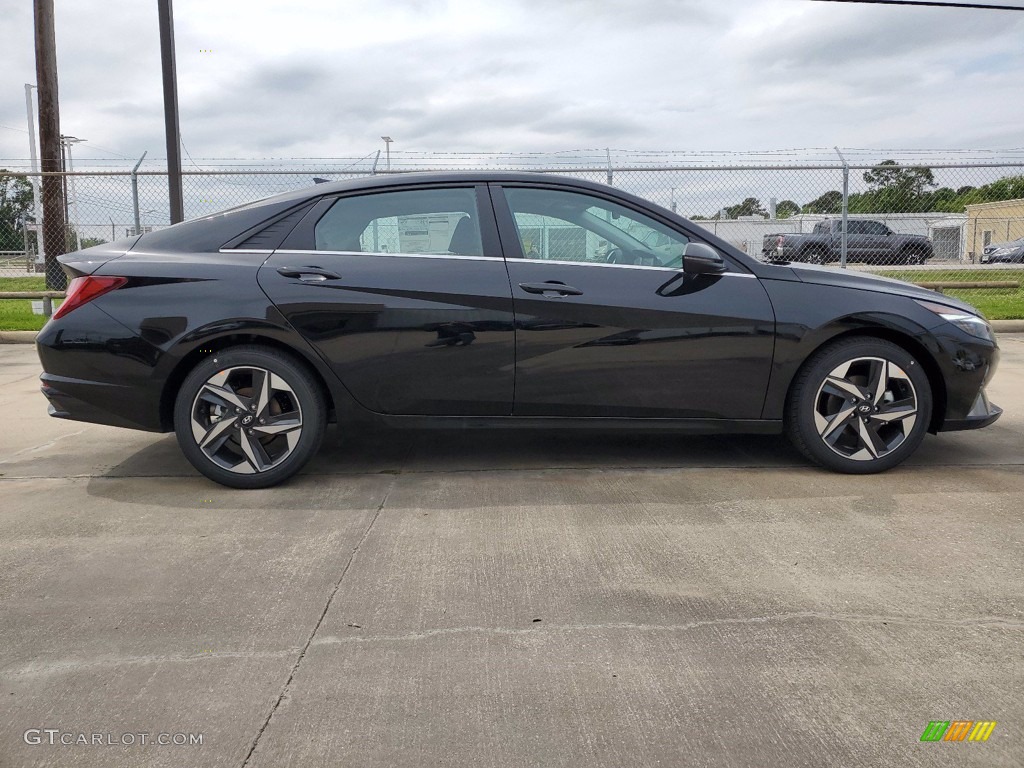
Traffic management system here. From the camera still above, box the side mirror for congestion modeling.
[682,242,727,275]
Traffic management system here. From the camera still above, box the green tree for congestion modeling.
[803,190,843,215]
[728,197,766,218]
[860,160,936,212]
[775,200,801,219]
[0,170,34,252]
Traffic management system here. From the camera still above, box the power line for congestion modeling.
[810,0,1024,10]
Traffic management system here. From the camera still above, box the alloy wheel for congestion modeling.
[190,365,303,474]
[813,356,918,461]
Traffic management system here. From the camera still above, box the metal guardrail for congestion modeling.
[0,290,64,317]
[1,278,1020,321]
[916,281,1020,293]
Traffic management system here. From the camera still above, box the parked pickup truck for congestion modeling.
[762,218,933,265]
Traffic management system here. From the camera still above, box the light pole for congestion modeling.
[139,208,159,233]
[24,83,43,261]
[381,136,393,172]
[60,135,84,251]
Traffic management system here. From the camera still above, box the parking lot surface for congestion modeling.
[1,338,1022,767]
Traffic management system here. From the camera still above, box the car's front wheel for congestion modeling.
[173,345,326,488]
[786,338,932,473]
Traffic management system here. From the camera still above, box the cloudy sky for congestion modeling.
[1,0,1023,167]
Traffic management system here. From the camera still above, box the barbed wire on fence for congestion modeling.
[1,153,1022,315]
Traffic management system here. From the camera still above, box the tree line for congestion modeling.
[694,160,1024,220]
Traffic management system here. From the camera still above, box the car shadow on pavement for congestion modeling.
[99,426,806,482]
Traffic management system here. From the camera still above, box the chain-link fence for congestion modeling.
[2,156,1022,317]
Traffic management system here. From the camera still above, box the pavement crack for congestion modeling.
[6,649,300,678]
[309,611,1024,645]
[0,429,87,463]
[239,487,391,768]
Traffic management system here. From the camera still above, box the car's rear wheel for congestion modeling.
[786,338,932,474]
[173,345,326,488]
[803,248,826,265]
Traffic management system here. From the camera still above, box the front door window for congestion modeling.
[503,187,691,268]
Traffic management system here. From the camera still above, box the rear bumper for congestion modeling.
[40,375,163,431]
[35,303,167,432]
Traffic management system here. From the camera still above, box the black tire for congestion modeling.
[173,345,326,488]
[785,338,932,474]
[901,249,925,265]
[803,248,826,265]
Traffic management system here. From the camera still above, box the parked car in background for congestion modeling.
[36,172,1000,487]
[981,236,1024,264]
[763,218,933,265]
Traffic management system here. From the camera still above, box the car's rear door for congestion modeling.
[491,183,776,420]
[258,184,515,416]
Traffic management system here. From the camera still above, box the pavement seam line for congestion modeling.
[4,460,1024,481]
[308,612,1024,646]
[239,488,390,768]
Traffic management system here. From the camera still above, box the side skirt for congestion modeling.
[375,415,784,434]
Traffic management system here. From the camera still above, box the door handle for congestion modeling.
[276,265,341,281]
[518,281,583,296]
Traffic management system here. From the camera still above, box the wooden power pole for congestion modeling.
[157,0,184,224]
[33,0,67,290]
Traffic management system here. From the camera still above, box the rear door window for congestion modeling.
[314,188,485,256]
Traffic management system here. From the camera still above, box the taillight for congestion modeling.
[52,276,127,320]
[776,235,784,247]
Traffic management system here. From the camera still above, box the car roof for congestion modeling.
[248,170,614,207]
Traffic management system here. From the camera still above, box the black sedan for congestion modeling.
[37,172,1002,488]
[982,236,1024,264]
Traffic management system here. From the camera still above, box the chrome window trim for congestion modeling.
[274,249,499,262]
[267,249,756,277]
[219,248,274,254]
[504,256,756,277]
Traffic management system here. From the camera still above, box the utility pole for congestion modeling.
[158,0,184,223]
[33,0,66,289]
[381,136,393,172]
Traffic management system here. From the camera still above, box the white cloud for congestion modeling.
[1,0,1023,164]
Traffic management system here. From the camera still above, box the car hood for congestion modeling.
[986,240,1024,252]
[785,263,981,315]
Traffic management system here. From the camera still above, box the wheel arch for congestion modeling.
[783,325,948,433]
[159,333,341,431]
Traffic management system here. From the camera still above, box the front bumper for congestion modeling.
[941,388,1003,431]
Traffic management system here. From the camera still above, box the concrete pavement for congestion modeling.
[1,339,1022,767]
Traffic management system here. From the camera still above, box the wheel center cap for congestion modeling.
[241,414,254,426]
[857,403,872,414]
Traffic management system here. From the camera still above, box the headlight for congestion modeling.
[915,299,993,342]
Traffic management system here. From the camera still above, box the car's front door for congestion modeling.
[258,185,515,416]
[493,184,776,419]
[863,221,895,262]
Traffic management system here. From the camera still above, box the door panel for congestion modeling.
[493,185,776,419]
[258,186,515,416]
